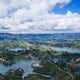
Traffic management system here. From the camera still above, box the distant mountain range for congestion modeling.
[0,33,80,40]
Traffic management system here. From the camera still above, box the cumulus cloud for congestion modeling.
[0,0,80,33]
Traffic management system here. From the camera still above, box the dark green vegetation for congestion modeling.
[0,33,80,80]
[24,74,51,80]
[0,68,24,80]
[33,61,72,80]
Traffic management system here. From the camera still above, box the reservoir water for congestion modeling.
[43,45,80,53]
[0,59,38,78]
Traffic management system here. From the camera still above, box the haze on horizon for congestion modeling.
[0,0,80,34]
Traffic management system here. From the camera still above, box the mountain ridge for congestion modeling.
[0,33,80,40]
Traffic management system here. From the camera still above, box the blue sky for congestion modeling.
[52,0,80,14]
[0,0,80,34]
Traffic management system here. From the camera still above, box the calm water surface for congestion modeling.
[0,59,38,78]
[43,45,80,53]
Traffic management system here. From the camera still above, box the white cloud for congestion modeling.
[0,0,80,33]
[0,0,10,17]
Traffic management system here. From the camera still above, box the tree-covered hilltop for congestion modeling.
[0,68,24,80]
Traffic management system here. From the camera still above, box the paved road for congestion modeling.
[49,61,74,80]
[55,64,74,80]
[66,71,74,80]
